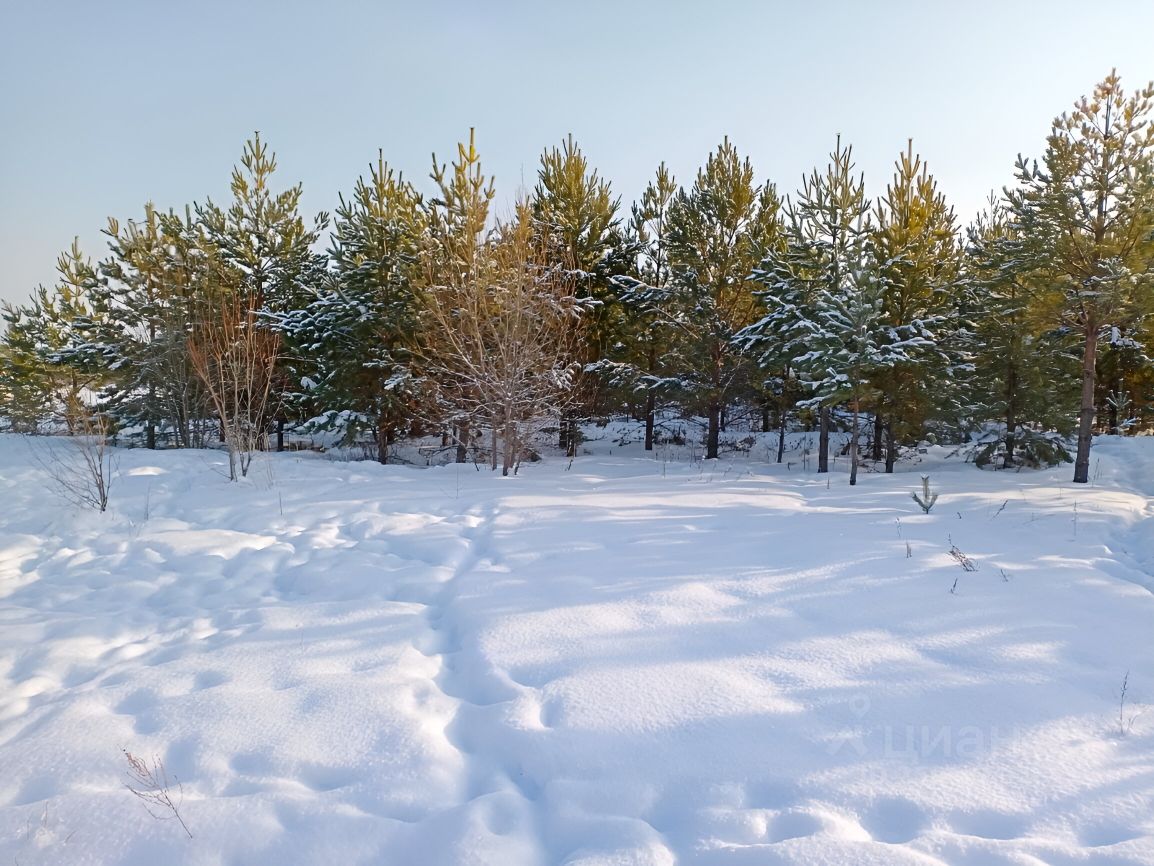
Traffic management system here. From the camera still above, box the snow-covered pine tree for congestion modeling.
[738,229,812,465]
[278,151,424,463]
[1,293,72,432]
[658,139,782,460]
[92,205,166,448]
[1,241,110,433]
[870,141,961,470]
[965,197,1080,467]
[86,204,211,449]
[796,237,932,485]
[613,163,680,451]
[1005,71,1154,482]
[155,206,223,448]
[196,133,326,314]
[531,135,626,451]
[195,133,327,450]
[0,343,13,427]
[742,137,867,473]
[1096,326,1152,434]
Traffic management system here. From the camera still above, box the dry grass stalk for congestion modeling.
[123,749,192,839]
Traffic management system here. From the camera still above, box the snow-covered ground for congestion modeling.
[1,429,1153,865]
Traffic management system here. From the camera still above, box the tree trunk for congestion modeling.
[818,407,830,473]
[502,421,516,477]
[644,391,655,451]
[1004,361,1018,469]
[872,410,883,462]
[885,420,896,474]
[776,407,787,464]
[277,418,285,453]
[491,425,498,472]
[706,400,721,460]
[377,415,390,464]
[558,412,571,452]
[455,421,469,464]
[719,406,727,434]
[177,393,191,449]
[1073,318,1098,483]
[849,399,860,486]
[145,380,156,449]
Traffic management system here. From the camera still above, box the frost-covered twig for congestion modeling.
[1118,671,1141,737]
[911,474,938,514]
[123,750,192,838]
[948,535,978,572]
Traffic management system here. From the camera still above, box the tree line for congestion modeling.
[3,72,1154,484]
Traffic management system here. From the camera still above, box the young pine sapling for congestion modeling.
[912,474,938,514]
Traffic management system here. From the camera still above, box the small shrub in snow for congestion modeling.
[1118,671,1141,737]
[948,536,978,572]
[911,474,938,513]
[974,428,1072,470]
[123,750,192,838]
[32,401,117,512]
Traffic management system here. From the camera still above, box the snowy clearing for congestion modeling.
[1,431,1153,865]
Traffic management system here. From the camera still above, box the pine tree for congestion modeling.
[1096,328,1151,433]
[87,203,211,448]
[531,135,626,450]
[1,295,65,432]
[0,343,14,428]
[96,204,166,448]
[655,138,781,460]
[1,241,104,432]
[743,137,868,472]
[155,206,218,447]
[871,141,962,470]
[532,135,623,351]
[1006,71,1154,482]
[966,197,1080,467]
[422,129,497,463]
[279,151,425,462]
[197,133,326,312]
[796,243,932,485]
[195,133,327,450]
[615,163,679,450]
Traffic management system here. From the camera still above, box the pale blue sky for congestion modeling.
[3,0,1153,306]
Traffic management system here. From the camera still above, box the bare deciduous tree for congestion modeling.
[420,206,585,476]
[32,394,118,512]
[188,291,280,480]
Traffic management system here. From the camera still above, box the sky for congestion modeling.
[3,0,1154,307]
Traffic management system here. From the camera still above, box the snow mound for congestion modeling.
[1,432,1152,865]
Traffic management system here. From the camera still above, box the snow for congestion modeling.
[1,430,1153,865]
